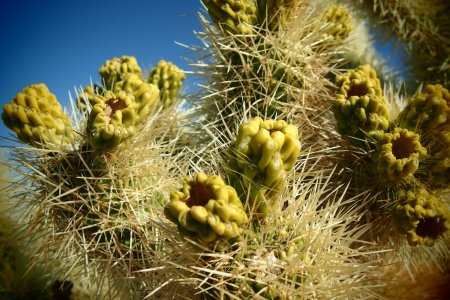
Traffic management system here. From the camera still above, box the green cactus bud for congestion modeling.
[333,65,390,143]
[2,83,75,147]
[374,127,427,182]
[396,84,450,133]
[148,60,185,107]
[86,90,137,150]
[99,56,142,89]
[202,0,259,35]
[76,84,105,112]
[165,173,248,244]
[233,117,301,213]
[323,4,353,43]
[114,74,160,122]
[393,189,449,246]
[257,0,300,31]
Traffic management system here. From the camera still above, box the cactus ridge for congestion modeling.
[393,189,449,246]
[148,60,185,107]
[2,83,75,147]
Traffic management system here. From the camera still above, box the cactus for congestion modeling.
[323,4,353,43]
[148,60,185,107]
[333,64,390,144]
[165,173,248,245]
[396,84,450,133]
[374,127,426,182]
[2,83,75,148]
[393,189,449,246]
[76,84,105,112]
[232,117,301,213]
[114,74,160,122]
[257,0,301,31]
[99,56,142,89]
[86,90,137,150]
[202,0,259,35]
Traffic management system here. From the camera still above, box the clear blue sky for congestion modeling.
[0,0,203,141]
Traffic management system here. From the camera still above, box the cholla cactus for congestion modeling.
[165,173,248,245]
[87,90,137,150]
[148,60,185,107]
[323,4,353,43]
[233,117,301,213]
[2,83,75,147]
[393,188,449,246]
[374,127,426,182]
[114,74,160,122]
[257,0,301,31]
[333,64,390,143]
[396,84,450,133]
[202,0,259,35]
[99,56,142,88]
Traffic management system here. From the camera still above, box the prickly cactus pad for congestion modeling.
[165,173,248,244]
[257,0,300,31]
[323,4,353,42]
[87,90,137,150]
[234,117,301,212]
[114,74,160,122]
[396,84,450,133]
[202,0,259,35]
[393,189,449,246]
[148,60,185,107]
[99,56,142,89]
[2,83,75,147]
[374,127,426,182]
[333,65,390,143]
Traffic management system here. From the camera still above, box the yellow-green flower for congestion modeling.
[148,60,185,107]
[323,4,353,43]
[99,56,142,89]
[165,173,248,244]
[2,83,75,147]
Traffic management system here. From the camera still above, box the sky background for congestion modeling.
[0,0,203,142]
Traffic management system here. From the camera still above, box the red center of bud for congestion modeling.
[392,135,415,159]
[185,182,215,207]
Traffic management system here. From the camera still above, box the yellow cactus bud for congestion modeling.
[148,60,185,107]
[2,83,75,147]
[375,127,426,182]
[333,65,390,143]
[323,4,353,42]
[87,90,137,150]
[99,56,142,89]
[393,189,449,246]
[165,173,248,245]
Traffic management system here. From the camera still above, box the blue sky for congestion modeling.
[0,0,203,141]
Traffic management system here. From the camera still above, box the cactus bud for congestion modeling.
[148,60,185,107]
[2,83,75,147]
[393,189,449,246]
[257,0,301,31]
[333,65,390,144]
[165,173,248,244]
[99,56,142,89]
[323,4,353,43]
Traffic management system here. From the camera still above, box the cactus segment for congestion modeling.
[99,56,142,89]
[77,84,105,112]
[202,0,259,35]
[148,60,185,107]
[257,0,300,31]
[393,189,449,246]
[114,74,160,122]
[333,65,390,143]
[2,83,75,147]
[165,173,248,244]
[374,127,426,182]
[233,117,301,213]
[323,4,353,43]
[396,84,450,132]
[86,90,137,150]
